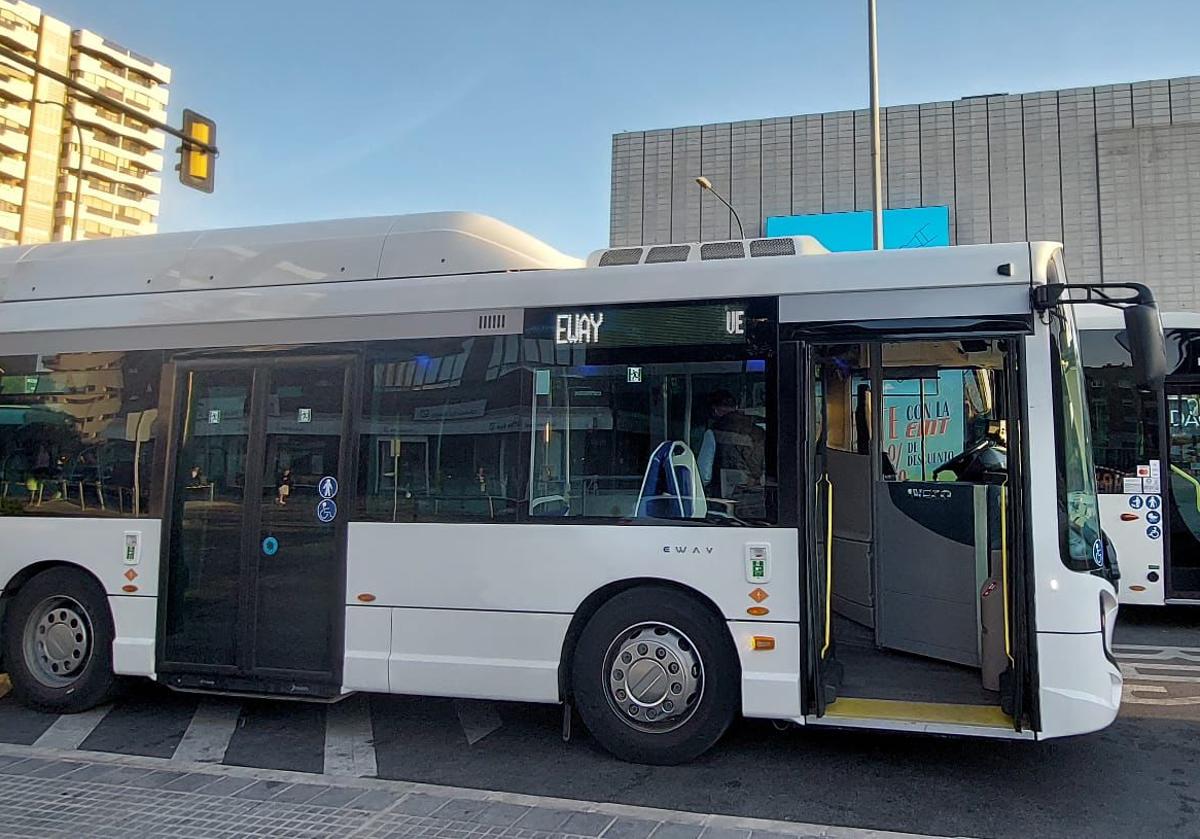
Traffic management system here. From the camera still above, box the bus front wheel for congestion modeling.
[3,567,117,713]
[571,586,738,765]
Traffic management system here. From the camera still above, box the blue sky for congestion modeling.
[49,0,1200,257]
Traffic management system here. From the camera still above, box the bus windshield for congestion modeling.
[1050,307,1104,571]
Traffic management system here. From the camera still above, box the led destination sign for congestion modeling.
[534,302,751,348]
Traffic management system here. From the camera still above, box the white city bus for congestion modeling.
[1079,310,1200,605]
[0,214,1160,763]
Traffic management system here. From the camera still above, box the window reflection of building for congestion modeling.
[0,350,161,516]
[358,337,527,522]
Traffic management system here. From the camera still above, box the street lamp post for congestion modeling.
[695,176,745,240]
[32,97,85,241]
[867,0,884,251]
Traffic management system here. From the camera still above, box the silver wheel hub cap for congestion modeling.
[605,622,703,734]
[23,596,92,688]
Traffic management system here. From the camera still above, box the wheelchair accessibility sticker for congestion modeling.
[316,498,337,524]
[1146,524,1162,540]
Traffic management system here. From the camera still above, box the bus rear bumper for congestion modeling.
[1036,630,1122,738]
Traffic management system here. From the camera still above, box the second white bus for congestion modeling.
[1080,310,1200,605]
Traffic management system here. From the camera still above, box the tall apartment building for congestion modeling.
[610,75,1200,312]
[0,0,170,246]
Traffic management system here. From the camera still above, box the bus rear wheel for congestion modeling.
[572,587,738,765]
[3,568,117,713]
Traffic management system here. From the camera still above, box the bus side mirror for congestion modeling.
[1124,303,1166,390]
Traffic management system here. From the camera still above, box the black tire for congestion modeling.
[2,567,117,713]
[571,586,739,765]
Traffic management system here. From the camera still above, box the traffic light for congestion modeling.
[178,109,216,193]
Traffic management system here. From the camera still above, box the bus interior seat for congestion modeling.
[634,440,707,519]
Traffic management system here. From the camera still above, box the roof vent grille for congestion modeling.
[699,241,746,261]
[478,312,506,331]
[598,247,643,267]
[645,245,691,264]
[749,238,796,257]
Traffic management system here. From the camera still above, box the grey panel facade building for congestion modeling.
[610,75,1200,311]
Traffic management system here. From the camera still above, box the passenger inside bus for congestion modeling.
[812,340,1013,717]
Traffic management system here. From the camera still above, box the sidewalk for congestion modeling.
[0,743,939,839]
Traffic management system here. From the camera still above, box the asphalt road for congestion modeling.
[0,605,1196,839]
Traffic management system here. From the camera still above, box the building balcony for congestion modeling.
[72,201,153,234]
[0,153,25,181]
[72,52,170,106]
[69,99,166,150]
[63,148,163,195]
[0,124,28,155]
[0,206,21,235]
[0,70,33,103]
[73,29,171,86]
[0,179,22,207]
[82,132,164,173]
[0,15,38,55]
[62,174,160,216]
[0,100,31,129]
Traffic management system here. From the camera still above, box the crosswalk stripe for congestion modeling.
[32,704,112,750]
[171,701,241,764]
[323,693,377,778]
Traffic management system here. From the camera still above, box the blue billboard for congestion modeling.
[765,206,950,251]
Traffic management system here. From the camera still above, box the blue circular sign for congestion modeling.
[1129,495,1144,510]
[1146,524,1162,540]
[319,476,339,499]
[262,536,279,556]
[1092,539,1105,567]
[1147,510,1162,525]
[1146,495,1161,510]
[316,498,337,524]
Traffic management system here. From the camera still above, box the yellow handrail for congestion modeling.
[1170,464,1200,513]
[1001,483,1013,664]
[820,475,834,658]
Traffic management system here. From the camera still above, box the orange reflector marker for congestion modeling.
[1120,513,1139,522]
[357,593,377,603]
[752,636,775,651]
[1130,585,1147,592]
[121,584,138,593]
[746,606,770,617]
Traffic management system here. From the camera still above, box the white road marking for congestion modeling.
[455,699,502,745]
[323,693,377,778]
[1114,644,1200,663]
[171,701,241,763]
[32,704,112,750]
[1116,645,1200,707]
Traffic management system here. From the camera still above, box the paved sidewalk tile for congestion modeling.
[562,811,617,836]
[700,828,751,839]
[189,774,256,797]
[394,792,452,816]
[159,772,221,792]
[651,824,705,839]
[307,784,370,808]
[0,751,913,839]
[270,781,331,804]
[514,805,576,831]
[432,796,493,822]
[233,778,294,800]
